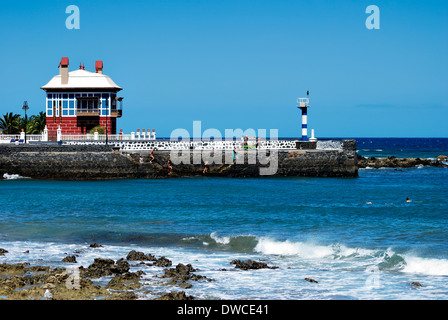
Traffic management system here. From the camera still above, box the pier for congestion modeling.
[0,139,358,180]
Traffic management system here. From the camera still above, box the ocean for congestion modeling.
[1,138,448,300]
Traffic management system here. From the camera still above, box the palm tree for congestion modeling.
[0,112,21,134]
[27,112,46,134]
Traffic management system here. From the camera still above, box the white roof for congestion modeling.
[41,69,122,90]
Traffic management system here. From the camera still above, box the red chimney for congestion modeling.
[95,60,103,74]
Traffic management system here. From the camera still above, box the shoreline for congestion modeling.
[0,245,282,300]
[356,154,448,169]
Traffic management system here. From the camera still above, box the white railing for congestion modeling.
[62,138,336,151]
[2,131,344,151]
[0,133,45,143]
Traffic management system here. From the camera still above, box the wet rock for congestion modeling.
[81,258,129,279]
[157,290,194,300]
[305,278,318,283]
[89,243,103,248]
[107,270,145,290]
[162,263,212,286]
[126,250,157,262]
[411,281,422,287]
[62,255,77,263]
[0,248,8,256]
[154,256,172,267]
[111,258,130,274]
[357,154,446,169]
[230,259,278,270]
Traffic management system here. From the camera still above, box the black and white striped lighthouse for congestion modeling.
[297,91,310,141]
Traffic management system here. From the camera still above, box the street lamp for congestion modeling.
[22,101,29,143]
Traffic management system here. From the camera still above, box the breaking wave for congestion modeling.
[196,234,448,276]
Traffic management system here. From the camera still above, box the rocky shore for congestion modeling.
[0,246,279,300]
[357,154,448,169]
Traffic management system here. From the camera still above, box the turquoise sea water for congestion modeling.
[1,138,448,300]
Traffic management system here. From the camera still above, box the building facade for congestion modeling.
[41,57,123,138]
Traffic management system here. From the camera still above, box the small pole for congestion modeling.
[22,101,29,144]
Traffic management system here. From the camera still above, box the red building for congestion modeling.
[41,57,123,137]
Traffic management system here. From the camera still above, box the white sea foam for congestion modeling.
[2,173,30,180]
[210,232,231,245]
[253,238,376,259]
[402,255,448,276]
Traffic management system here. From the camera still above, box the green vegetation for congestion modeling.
[89,125,106,135]
[0,112,46,134]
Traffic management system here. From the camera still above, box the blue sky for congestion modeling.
[0,0,447,137]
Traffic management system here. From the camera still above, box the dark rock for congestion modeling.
[411,281,422,287]
[304,278,318,283]
[89,243,103,248]
[81,258,130,279]
[157,290,194,300]
[0,248,8,256]
[107,270,145,290]
[155,256,172,267]
[230,259,278,270]
[111,258,130,274]
[126,250,157,262]
[161,263,211,286]
[62,255,77,263]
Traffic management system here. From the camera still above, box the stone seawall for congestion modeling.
[0,140,358,180]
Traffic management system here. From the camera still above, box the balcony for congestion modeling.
[297,98,310,108]
[76,108,100,116]
[111,97,123,118]
[77,97,100,116]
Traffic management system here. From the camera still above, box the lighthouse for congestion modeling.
[297,91,310,141]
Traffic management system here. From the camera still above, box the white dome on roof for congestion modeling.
[41,69,122,90]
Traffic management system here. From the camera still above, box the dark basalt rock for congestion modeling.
[62,255,77,263]
[126,250,157,262]
[80,258,129,278]
[230,259,278,270]
[157,290,194,300]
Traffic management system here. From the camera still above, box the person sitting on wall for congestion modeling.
[167,159,173,175]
